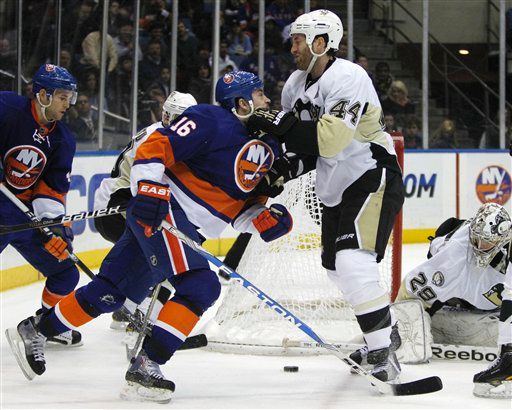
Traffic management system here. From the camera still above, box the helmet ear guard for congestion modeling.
[469,202,512,267]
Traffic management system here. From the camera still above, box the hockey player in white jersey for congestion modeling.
[395,202,512,398]
[94,91,197,329]
[246,9,405,382]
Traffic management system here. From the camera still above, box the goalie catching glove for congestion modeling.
[132,180,171,237]
[252,204,293,242]
[43,221,74,261]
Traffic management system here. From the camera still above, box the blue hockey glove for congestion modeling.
[132,180,171,237]
[252,203,293,242]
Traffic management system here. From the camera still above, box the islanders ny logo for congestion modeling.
[234,140,274,192]
[3,145,47,189]
[475,165,511,205]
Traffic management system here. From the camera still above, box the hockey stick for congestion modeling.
[160,220,442,396]
[127,282,162,362]
[0,184,96,280]
[0,204,126,235]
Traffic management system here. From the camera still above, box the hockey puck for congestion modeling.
[283,366,299,372]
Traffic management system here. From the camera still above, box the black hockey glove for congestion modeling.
[247,109,320,156]
[247,109,298,139]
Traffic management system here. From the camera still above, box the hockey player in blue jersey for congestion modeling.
[6,71,294,403]
[1,64,83,347]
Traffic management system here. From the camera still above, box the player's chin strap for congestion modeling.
[305,45,330,75]
[35,92,55,123]
[232,100,255,121]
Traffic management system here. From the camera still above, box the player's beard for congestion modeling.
[296,53,313,71]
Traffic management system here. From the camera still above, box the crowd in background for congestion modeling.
[0,0,509,150]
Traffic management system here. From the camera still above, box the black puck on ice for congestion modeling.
[283,366,299,372]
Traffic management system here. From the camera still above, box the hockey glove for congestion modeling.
[252,204,293,242]
[132,180,171,237]
[43,221,74,261]
[247,109,298,139]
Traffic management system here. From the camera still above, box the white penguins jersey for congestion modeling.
[402,222,509,311]
[281,58,401,207]
[94,121,163,210]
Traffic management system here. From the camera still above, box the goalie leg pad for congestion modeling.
[391,299,433,364]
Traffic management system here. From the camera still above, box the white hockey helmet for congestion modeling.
[162,91,197,127]
[469,202,512,267]
[290,9,343,53]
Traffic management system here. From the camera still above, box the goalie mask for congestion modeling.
[469,202,512,267]
[162,91,197,127]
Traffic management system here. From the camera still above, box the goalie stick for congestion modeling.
[160,220,443,396]
[0,204,126,235]
[0,183,96,280]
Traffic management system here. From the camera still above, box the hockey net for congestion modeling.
[206,136,404,355]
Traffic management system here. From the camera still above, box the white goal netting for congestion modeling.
[207,138,403,355]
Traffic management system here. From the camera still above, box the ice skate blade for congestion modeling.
[473,381,512,399]
[120,381,172,404]
[5,328,37,381]
[110,321,128,331]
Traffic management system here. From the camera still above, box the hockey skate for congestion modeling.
[47,329,83,347]
[349,323,402,377]
[110,308,131,330]
[120,349,175,403]
[33,309,83,347]
[5,316,47,380]
[473,344,512,399]
[367,347,401,382]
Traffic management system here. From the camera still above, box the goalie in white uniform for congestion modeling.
[94,91,197,328]
[396,202,512,398]
[246,9,405,382]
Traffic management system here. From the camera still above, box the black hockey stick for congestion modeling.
[160,220,442,396]
[0,184,96,280]
[0,205,126,235]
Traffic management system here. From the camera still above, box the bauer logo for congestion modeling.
[234,139,274,192]
[475,165,511,205]
[3,145,47,189]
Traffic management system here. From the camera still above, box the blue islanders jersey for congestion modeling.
[131,104,280,237]
[0,92,76,218]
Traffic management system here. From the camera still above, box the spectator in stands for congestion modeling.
[79,69,107,119]
[373,61,393,101]
[67,94,97,143]
[114,20,142,61]
[141,21,170,60]
[59,49,73,72]
[430,118,471,148]
[139,0,171,31]
[107,0,124,37]
[355,54,373,81]
[211,41,238,77]
[479,108,512,148]
[188,64,212,104]
[335,36,362,61]
[147,66,171,99]
[138,87,166,128]
[80,29,118,74]
[140,40,170,91]
[109,55,133,118]
[177,19,199,90]
[383,113,398,133]
[198,44,211,68]
[402,116,423,149]
[381,80,416,128]
[227,21,253,67]
[266,0,296,30]
[0,37,16,89]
